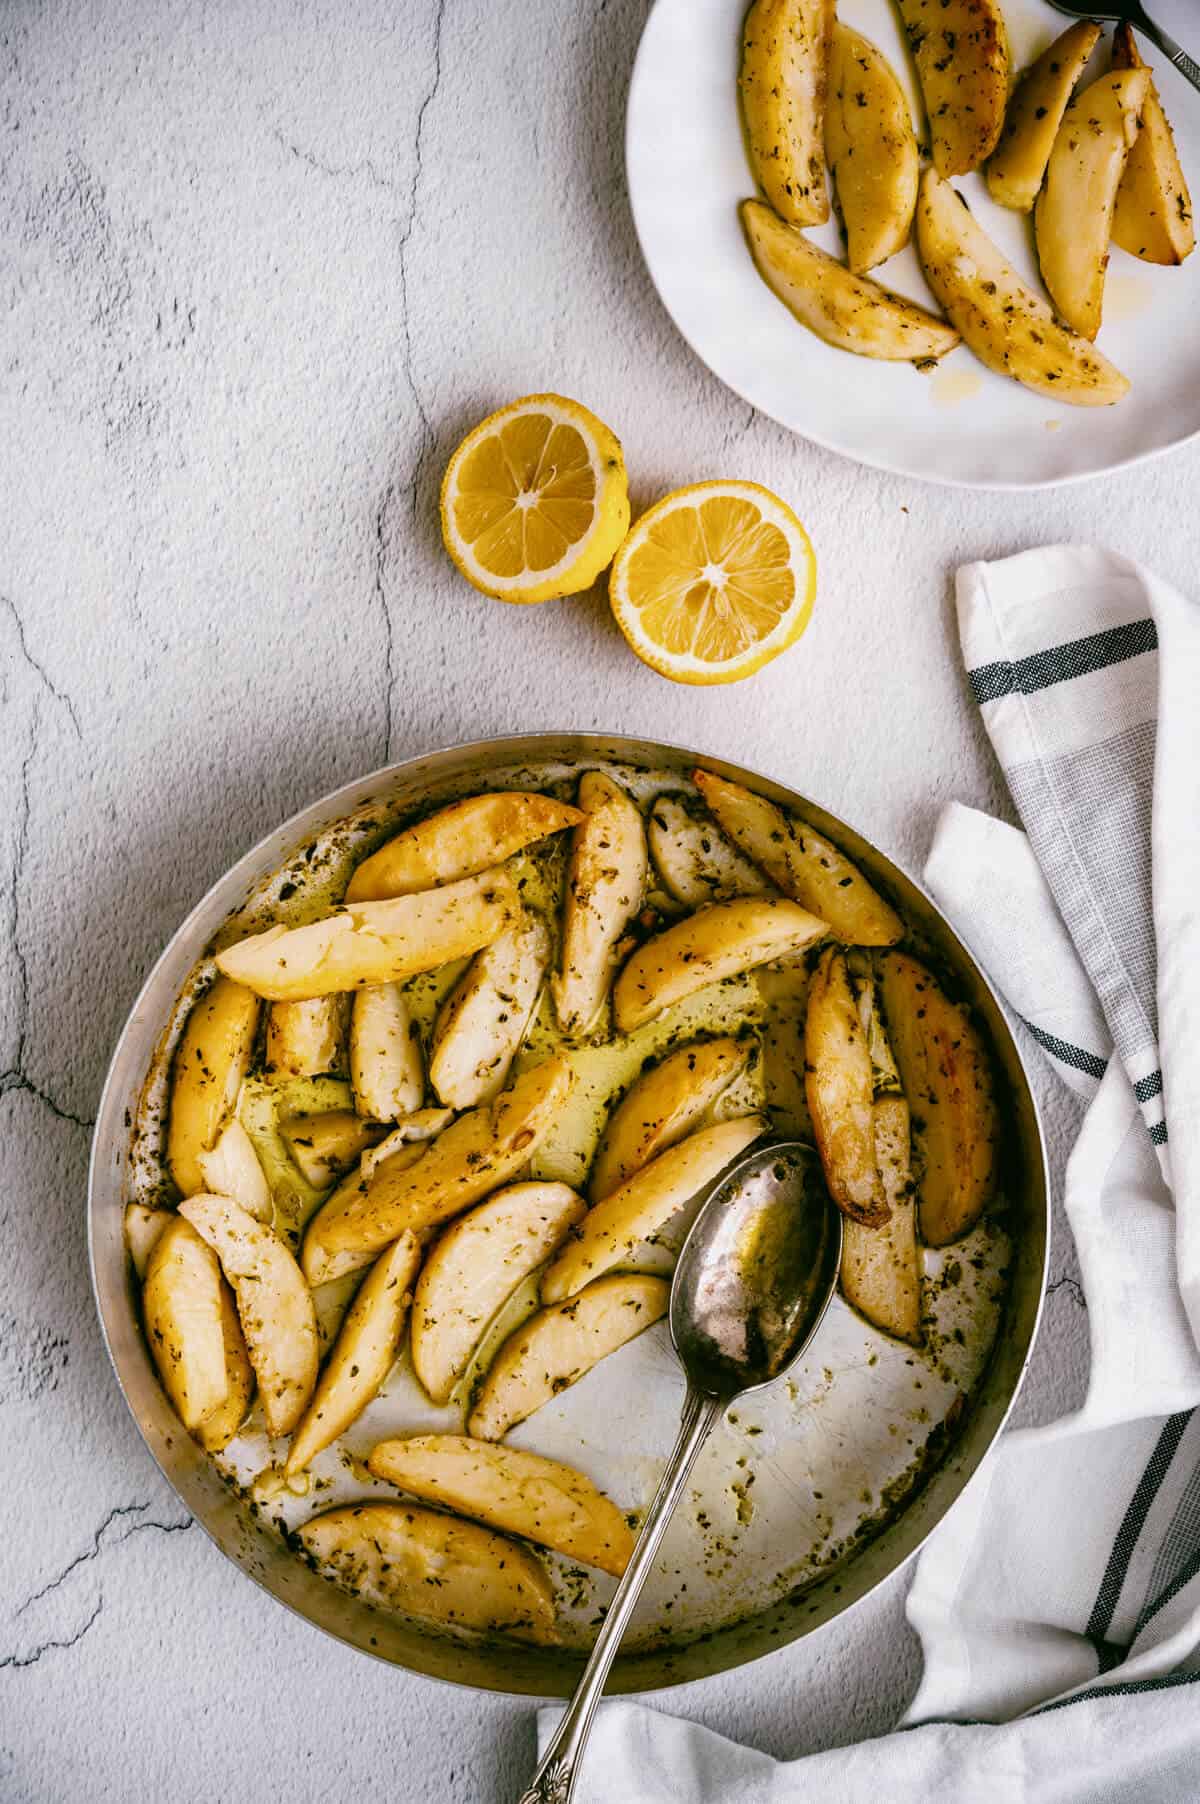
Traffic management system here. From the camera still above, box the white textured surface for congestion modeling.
[1,1,1195,1798]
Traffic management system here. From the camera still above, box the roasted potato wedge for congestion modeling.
[345,791,582,902]
[741,199,959,363]
[180,1194,319,1435]
[1112,25,1194,265]
[805,949,887,1227]
[878,952,999,1246]
[543,1116,766,1301]
[646,795,772,908]
[302,1053,572,1285]
[279,1109,386,1189]
[368,1435,633,1577]
[214,870,520,1002]
[826,23,919,272]
[590,1035,751,1201]
[196,1284,256,1453]
[298,1503,556,1643]
[349,982,424,1122]
[284,1232,421,1475]
[265,994,347,1078]
[410,1181,587,1405]
[166,976,260,1197]
[740,0,835,226]
[613,894,827,1034]
[468,1274,669,1441]
[125,1203,172,1280]
[693,770,902,945]
[916,168,1130,405]
[359,1108,456,1178]
[987,21,1101,211]
[142,1217,230,1431]
[1035,70,1150,339]
[552,772,647,1036]
[894,0,1008,176]
[196,1116,273,1221]
[430,912,551,1108]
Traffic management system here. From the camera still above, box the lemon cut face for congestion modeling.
[608,481,816,685]
[441,394,630,604]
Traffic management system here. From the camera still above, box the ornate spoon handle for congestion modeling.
[1131,4,1200,94]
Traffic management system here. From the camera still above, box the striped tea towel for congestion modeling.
[538,547,1200,1801]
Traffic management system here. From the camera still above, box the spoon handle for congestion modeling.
[1132,6,1200,93]
[517,1387,727,1804]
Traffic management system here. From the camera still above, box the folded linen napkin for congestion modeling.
[539,547,1200,1801]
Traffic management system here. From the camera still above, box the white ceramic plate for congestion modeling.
[626,0,1200,488]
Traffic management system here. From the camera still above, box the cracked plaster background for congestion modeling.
[0,0,1194,1798]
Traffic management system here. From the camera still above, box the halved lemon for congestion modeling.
[608,481,816,685]
[440,394,631,604]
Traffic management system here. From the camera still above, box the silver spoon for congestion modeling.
[1047,0,1200,92]
[518,1140,842,1804]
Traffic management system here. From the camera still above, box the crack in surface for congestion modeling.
[269,127,396,195]
[0,1596,104,1672]
[17,1502,193,1616]
[1047,1275,1087,1310]
[1,594,81,735]
[372,490,397,764]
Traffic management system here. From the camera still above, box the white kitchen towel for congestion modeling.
[538,547,1200,1800]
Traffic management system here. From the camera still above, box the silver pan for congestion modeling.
[88,731,1049,1697]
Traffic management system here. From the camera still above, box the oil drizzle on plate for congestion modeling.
[932,367,983,409]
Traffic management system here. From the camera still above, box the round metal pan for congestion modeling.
[89,732,1049,1697]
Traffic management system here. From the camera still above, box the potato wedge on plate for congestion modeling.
[986,21,1102,212]
[1112,24,1195,265]
[805,948,887,1227]
[195,1284,255,1452]
[647,796,772,909]
[265,994,347,1078]
[613,894,826,1033]
[359,1107,456,1179]
[590,1035,750,1201]
[180,1194,319,1435]
[125,1203,173,1280]
[349,982,425,1122]
[741,200,959,364]
[411,1181,586,1405]
[166,976,260,1198]
[693,770,902,945]
[468,1274,670,1440]
[285,1232,421,1475]
[215,870,520,1002]
[893,0,1008,176]
[740,0,835,227]
[1035,70,1150,339]
[142,1217,231,1431]
[345,790,582,902]
[826,23,919,272]
[197,1116,273,1221]
[279,1109,386,1189]
[368,1435,633,1577]
[916,168,1130,405]
[430,912,551,1108]
[552,772,647,1036]
[298,1503,557,1642]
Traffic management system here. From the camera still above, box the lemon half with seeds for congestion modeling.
[440,394,630,604]
[608,480,816,685]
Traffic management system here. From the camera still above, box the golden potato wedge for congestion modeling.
[805,948,887,1226]
[284,1232,421,1475]
[166,976,260,1197]
[410,1181,587,1405]
[345,791,582,903]
[369,1435,633,1577]
[430,912,551,1108]
[298,1502,556,1643]
[302,1053,572,1285]
[612,895,827,1034]
[349,982,425,1122]
[180,1194,319,1436]
[543,1115,766,1302]
[757,955,814,1137]
[646,795,773,908]
[1035,70,1150,339]
[894,0,1008,176]
[1112,24,1195,266]
[279,1109,386,1189]
[826,23,919,272]
[741,199,959,363]
[590,1035,751,1201]
[878,952,999,1246]
[197,1116,273,1221]
[916,168,1130,405]
[214,870,520,1002]
[359,1107,456,1178]
[693,770,902,946]
[840,1097,922,1343]
[142,1217,230,1431]
[467,1274,669,1441]
[125,1203,172,1280]
[987,21,1102,211]
[265,994,347,1078]
[552,772,647,1036]
[740,0,835,226]
[196,1284,256,1452]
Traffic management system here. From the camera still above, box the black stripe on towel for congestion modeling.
[1034,1666,1200,1716]
[968,620,1159,703]
[1150,1121,1169,1147]
[1135,1071,1164,1103]
[1022,1020,1109,1081]
[1085,1412,1192,1668]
